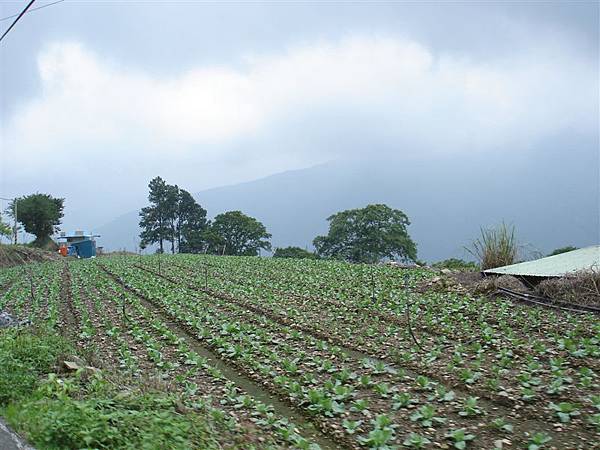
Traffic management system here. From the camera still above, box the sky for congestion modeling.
[0,0,598,237]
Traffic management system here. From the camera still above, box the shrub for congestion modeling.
[466,223,518,270]
[432,258,478,271]
[273,246,318,259]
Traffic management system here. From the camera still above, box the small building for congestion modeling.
[57,230,100,259]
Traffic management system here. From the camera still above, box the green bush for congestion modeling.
[431,258,478,271]
[273,246,318,259]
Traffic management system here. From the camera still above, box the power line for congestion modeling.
[0,0,37,43]
[0,0,63,22]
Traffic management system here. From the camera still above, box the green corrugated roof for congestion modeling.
[483,245,600,277]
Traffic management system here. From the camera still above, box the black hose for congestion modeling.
[494,287,600,315]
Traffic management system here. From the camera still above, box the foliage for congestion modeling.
[139,176,171,253]
[0,328,69,404]
[8,194,64,247]
[313,204,417,263]
[139,177,208,254]
[445,428,475,449]
[466,222,518,270]
[548,246,578,256]
[273,246,318,259]
[5,375,222,450]
[176,189,208,253]
[0,221,11,238]
[0,328,262,450]
[431,258,478,270]
[206,211,271,256]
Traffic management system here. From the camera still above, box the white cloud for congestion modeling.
[1,33,597,213]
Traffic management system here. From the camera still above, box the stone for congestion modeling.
[63,360,81,371]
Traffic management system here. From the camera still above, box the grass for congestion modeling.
[0,327,250,450]
[466,222,518,270]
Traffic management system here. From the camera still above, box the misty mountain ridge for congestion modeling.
[96,144,599,262]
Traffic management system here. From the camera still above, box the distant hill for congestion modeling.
[96,144,599,262]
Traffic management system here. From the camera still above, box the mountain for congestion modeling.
[95,143,599,262]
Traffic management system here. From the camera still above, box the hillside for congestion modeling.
[96,144,599,262]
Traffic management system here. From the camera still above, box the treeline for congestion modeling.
[139,178,418,263]
[138,177,271,255]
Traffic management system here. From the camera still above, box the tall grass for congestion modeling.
[466,222,518,270]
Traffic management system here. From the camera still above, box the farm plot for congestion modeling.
[3,255,599,449]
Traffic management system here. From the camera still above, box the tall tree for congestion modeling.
[206,211,271,256]
[165,184,180,254]
[8,193,64,247]
[139,178,209,254]
[139,176,170,252]
[313,204,417,263]
[177,189,208,253]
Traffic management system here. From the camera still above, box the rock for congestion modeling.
[63,360,81,371]
[68,355,86,366]
[0,312,15,328]
[0,311,30,328]
[441,268,452,275]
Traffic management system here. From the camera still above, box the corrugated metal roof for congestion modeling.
[483,245,600,277]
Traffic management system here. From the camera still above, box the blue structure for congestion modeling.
[57,231,100,259]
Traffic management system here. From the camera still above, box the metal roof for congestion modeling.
[58,230,97,238]
[483,245,600,277]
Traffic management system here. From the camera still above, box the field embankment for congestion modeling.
[0,245,60,269]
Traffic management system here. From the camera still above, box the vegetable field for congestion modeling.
[1,255,599,449]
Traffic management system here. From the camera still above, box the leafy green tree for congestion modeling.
[313,204,417,263]
[8,194,64,247]
[207,211,271,256]
[548,246,578,256]
[139,177,171,253]
[140,178,209,254]
[177,189,208,253]
[165,184,180,254]
[273,246,318,259]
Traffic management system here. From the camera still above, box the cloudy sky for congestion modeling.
[0,1,598,233]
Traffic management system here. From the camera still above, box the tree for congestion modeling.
[139,177,171,252]
[206,211,271,256]
[313,204,417,264]
[139,178,209,254]
[177,189,208,253]
[165,184,180,254]
[273,246,318,259]
[8,193,64,247]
